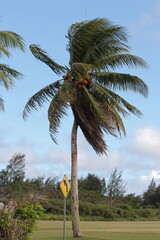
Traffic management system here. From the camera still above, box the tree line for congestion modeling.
[1,153,160,221]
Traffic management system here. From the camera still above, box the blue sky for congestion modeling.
[0,0,160,194]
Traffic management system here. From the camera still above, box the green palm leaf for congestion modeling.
[84,86,125,137]
[0,96,4,111]
[0,64,23,89]
[0,29,25,110]
[71,62,93,79]
[97,53,148,70]
[101,105,126,138]
[71,88,107,154]
[94,72,148,97]
[48,94,68,144]
[30,45,66,76]
[0,31,25,51]
[67,18,128,64]
[23,81,61,120]
[83,86,105,120]
[48,80,75,143]
[83,40,128,68]
[0,45,10,57]
[92,82,128,116]
[93,82,142,117]
[89,84,126,137]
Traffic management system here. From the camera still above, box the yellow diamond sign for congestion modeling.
[60,175,71,198]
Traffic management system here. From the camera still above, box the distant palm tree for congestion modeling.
[0,30,25,110]
[23,18,148,237]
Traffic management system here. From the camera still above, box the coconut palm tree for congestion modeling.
[0,30,25,110]
[23,18,148,237]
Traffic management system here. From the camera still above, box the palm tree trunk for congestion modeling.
[71,119,82,237]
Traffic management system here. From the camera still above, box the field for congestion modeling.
[30,221,160,240]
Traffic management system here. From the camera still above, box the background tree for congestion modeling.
[106,168,127,205]
[78,174,106,204]
[79,173,106,195]
[0,153,25,201]
[0,30,25,110]
[154,185,160,208]
[0,153,25,185]
[143,178,157,207]
[123,193,142,209]
[43,176,60,198]
[23,18,148,237]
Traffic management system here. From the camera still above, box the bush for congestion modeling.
[117,204,132,211]
[0,203,44,240]
[41,198,64,214]
[79,202,92,216]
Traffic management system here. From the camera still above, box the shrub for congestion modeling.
[0,203,44,240]
[41,198,64,214]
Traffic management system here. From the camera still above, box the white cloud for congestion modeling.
[75,133,122,173]
[34,134,123,180]
[124,169,160,195]
[0,141,38,172]
[118,126,160,194]
[141,170,160,182]
[78,150,121,172]
[127,126,160,159]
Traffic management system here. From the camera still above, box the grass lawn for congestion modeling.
[30,221,160,240]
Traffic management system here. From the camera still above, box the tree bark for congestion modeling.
[71,119,82,237]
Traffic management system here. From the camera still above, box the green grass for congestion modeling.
[30,221,160,240]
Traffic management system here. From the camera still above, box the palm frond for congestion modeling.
[0,46,10,58]
[71,62,93,79]
[48,82,71,143]
[0,31,25,51]
[101,105,126,137]
[0,96,4,111]
[59,78,75,103]
[84,86,125,137]
[71,88,107,154]
[0,64,23,78]
[23,81,61,120]
[68,18,110,63]
[89,84,126,137]
[0,72,14,89]
[94,72,148,97]
[120,98,143,117]
[92,82,128,117]
[83,40,128,68]
[90,85,127,137]
[97,53,148,70]
[83,86,105,119]
[30,45,66,76]
[0,64,23,89]
[87,24,128,43]
[93,82,142,117]
[67,18,128,64]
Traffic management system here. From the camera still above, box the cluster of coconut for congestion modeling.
[63,73,92,90]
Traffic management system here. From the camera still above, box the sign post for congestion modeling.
[60,175,71,240]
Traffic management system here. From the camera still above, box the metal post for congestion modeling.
[63,197,66,240]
